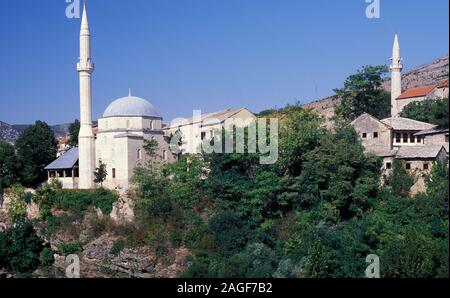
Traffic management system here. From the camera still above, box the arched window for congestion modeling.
[137,149,142,160]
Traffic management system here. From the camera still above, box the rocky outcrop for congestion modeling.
[49,233,191,278]
[110,190,134,224]
[0,121,20,144]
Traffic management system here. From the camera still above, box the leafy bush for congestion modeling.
[52,188,118,214]
[110,239,126,256]
[57,241,84,256]
[39,248,55,267]
[0,220,45,272]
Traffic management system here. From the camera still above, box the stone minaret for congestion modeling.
[77,1,96,189]
[390,33,403,117]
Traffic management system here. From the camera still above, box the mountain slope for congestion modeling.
[0,121,20,144]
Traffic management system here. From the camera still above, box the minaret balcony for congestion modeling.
[77,61,95,72]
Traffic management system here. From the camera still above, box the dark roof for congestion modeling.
[45,147,79,170]
[396,145,447,159]
[414,126,449,136]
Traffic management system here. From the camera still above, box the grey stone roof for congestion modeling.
[396,145,447,159]
[45,147,78,170]
[381,117,435,131]
[369,148,398,157]
[414,126,449,136]
[103,96,160,118]
[167,108,251,128]
[380,117,435,131]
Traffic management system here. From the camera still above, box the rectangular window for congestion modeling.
[403,133,408,143]
[386,162,392,170]
[201,132,206,140]
[150,121,154,130]
[417,136,422,144]
[405,163,411,170]
[410,134,415,143]
[423,163,429,170]
[395,133,401,143]
[362,133,367,139]
[112,168,116,179]
[163,150,167,161]
[137,149,142,160]
[373,132,378,138]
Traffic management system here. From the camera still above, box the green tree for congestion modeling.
[335,65,391,120]
[0,141,18,190]
[68,119,80,147]
[94,160,108,187]
[426,157,449,205]
[400,97,449,127]
[384,159,415,197]
[132,139,170,223]
[15,121,57,187]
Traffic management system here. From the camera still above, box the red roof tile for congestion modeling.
[396,84,437,100]
[437,80,449,88]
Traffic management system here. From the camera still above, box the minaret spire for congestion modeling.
[390,32,403,117]
[77,0,96,189]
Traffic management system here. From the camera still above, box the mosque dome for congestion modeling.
[103,93,160,118]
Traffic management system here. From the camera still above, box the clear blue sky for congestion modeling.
[0,0,448,125]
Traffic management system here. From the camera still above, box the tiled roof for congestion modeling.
[414,126,449,136]
[437,80,449,88]
[380,117,435,131]
[396,145,446,159]
[45,147,78,170]
[396,84,437,100]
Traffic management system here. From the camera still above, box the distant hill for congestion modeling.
[0,122,71,144]
[303,55,449,118]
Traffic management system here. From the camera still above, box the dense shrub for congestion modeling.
[52,188,118,214]
[110,239,126,256]
[39,248,55,267]
[209,211,249,257]
[0,220,47,272]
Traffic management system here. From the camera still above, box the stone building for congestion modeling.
[395,80,449,113]
[352,113,448,194]
[163,108,256,154]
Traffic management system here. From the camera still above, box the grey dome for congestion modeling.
[103,95,160,118]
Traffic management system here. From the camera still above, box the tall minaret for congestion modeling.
[77,1,96,189]
[390,33,403,117]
